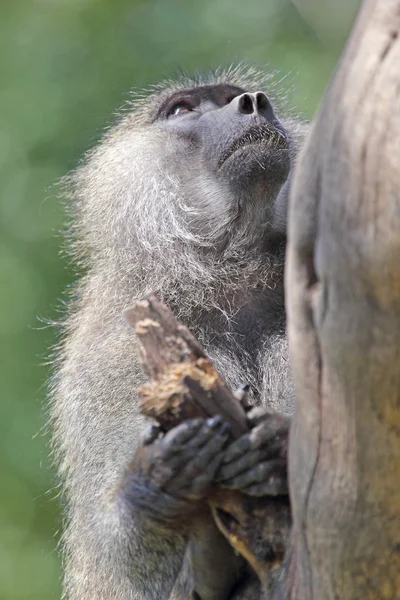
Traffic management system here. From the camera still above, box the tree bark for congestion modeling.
[285,0,400,598]
[125,294,248,437]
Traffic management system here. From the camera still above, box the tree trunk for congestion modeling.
[284,0,400,598]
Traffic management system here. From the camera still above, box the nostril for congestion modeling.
[238,93,254,114]
[255,92,270,112]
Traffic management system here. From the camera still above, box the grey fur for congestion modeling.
[50,66,305,599]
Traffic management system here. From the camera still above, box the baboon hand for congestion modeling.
[121,417,231,525]
[216,409,289,497]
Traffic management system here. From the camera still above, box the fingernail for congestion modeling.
[208,415,223,429]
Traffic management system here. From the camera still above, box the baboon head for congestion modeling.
[69,67,297,269]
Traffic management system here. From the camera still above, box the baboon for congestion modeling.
[51,66,305,599]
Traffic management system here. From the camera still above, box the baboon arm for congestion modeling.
[63,467,188,599]
[53,318,188,599]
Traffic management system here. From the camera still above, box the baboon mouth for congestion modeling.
[218,125,288,169]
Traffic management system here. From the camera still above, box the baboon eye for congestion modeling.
[168,102,195,117]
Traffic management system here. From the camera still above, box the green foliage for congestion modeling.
[0,0,358,597]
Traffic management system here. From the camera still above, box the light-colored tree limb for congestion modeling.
[285,0,400,597]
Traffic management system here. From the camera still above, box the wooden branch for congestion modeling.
[285,0,400,597]
[210,490,291,593]
[125,294,248,438]
[125,293,291,593]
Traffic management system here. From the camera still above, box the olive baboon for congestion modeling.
[51,66,305,599]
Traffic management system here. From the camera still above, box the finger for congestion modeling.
[244,471,288,496]
[246,405,274,426]
[170,423,230,494]
[141,422,162,446]
[188,453,225,498]
[247,408,290,434]
[220,434,252,464]
[156,419,204,460]
[219,459,287,494]
[139,418,232,496]
[184,422,230,475]
[245,419,289,454]
[217,447,272,482]
[153,417,229,474]
[220,431,286,474]
[186,416,227,450]
[220,422,277,465]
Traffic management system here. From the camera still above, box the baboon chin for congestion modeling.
[51,66,305,600]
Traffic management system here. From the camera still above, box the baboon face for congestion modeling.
[155,84,290,196]
[76,76,293,254]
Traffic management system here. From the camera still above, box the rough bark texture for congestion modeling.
[125,294,248,437]
[285,0,400,598]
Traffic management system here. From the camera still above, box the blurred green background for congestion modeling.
[0,1,359,598]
